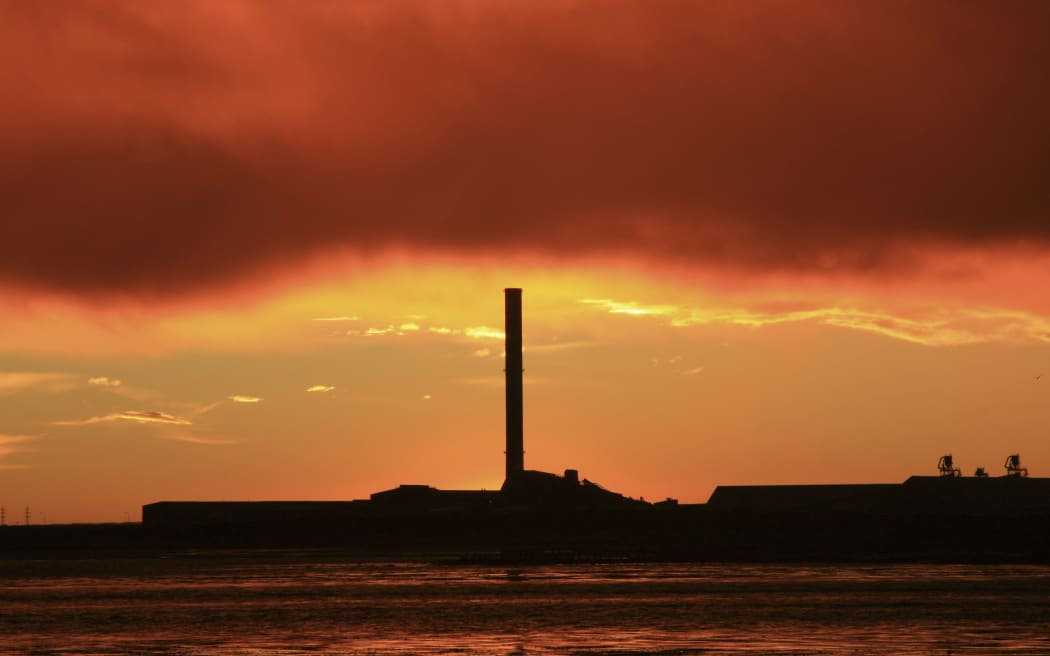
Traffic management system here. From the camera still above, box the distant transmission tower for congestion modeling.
[25,505,29,526]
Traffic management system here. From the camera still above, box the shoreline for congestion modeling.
[4,509,1050,564]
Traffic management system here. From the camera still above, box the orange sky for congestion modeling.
[1,1,1049,523]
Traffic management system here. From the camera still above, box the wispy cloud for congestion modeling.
[0,434,37,446]
[580,299,678,317]
[582,297,1050,347]
[0,434,38,462]
[527,340,593,353]
[473,348,492,358]
[228,395,262,403]
[88,376,122,387]
[465,326,505,340]
[428,326,454,335]
[55,410,192,426]
[0,372,78,394]
[651,355,687,368]
[185,401,224,417]
[360,325,395,336]
[672,306,1050,347]
[306,385,334,393]
[684,366,706,376]
[162,432,241,446]
[347,322,427,337]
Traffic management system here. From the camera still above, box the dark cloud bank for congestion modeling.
[1,0,1048,296]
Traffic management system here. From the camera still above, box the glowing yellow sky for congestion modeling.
[1,255,1049,523]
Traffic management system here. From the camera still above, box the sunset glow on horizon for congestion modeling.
[1,1,1048,523]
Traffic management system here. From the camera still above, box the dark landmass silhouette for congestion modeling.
[6,504,1050,564]
[6,289,1050,563]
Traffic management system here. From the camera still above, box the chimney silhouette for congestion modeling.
[505,288,524,480]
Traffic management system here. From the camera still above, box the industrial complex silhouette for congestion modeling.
[143,288,1050,528]
[4,288,1050,561]
[144,288,646,526]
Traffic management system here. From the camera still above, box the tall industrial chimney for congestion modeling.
[504,288,524,480]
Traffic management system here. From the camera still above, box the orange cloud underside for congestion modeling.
[2,248,1049,355]
[1,2,1048,298]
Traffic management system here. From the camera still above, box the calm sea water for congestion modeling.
[2,555,1049,655]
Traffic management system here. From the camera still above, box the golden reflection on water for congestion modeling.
[3,561,1050,655]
